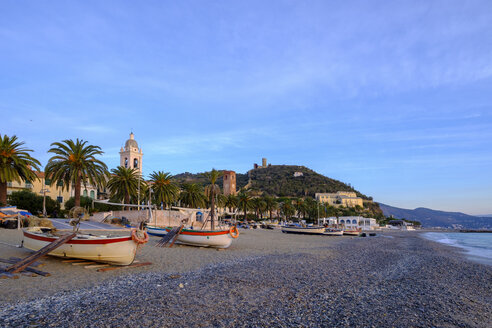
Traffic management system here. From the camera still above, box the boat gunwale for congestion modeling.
[23,230,133,245]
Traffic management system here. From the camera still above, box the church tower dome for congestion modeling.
[119,132,143,173]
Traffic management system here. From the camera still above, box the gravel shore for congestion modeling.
[1,230,491,327]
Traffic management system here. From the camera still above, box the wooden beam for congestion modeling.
[6,233,76,274]
[0,259,50,276]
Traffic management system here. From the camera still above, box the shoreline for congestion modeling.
[1,229,491,327]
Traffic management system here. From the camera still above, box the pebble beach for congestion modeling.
[1,229,491,327]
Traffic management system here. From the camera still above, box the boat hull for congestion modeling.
[343,231,361,236]
[23,229,138,266]
[165,227,234,248]
[281,226,326,235]
[147,225,168,237]
[323,230,344,236]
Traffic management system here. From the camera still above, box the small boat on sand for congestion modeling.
[22,227,148,265]
[281,224,326,235]
[160,226,239,248]
[323,228,344,236]
[146,225,168,237]
[343,229,361,236]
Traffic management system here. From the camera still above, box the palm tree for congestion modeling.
[251,197,266,220]
[45,139,108,208]
[294,198,307,220]
[107,166,141,210]
[263,196,278,221]
[149,171,179,208]
[224,194,238,213]
[179,183,206,208]
[0,135,41,205]
[237,191,252,222]
[280,201,295,221]
[203,169,222,230]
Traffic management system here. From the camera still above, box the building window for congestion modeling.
[133,158,138,168]
[57,181,64,187]
[57,196,63,203]
[25,181,32,188]
[125,158,128,168]
[7,182,12,187]
[45,178,51,185]
[352,219,357,224]
[90,190,95,199]
[83,190,88,197]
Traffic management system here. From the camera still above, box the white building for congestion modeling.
[319,216,379,230]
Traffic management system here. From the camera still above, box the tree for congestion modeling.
[9,190,60,217]
[149,171,179,208]
[294,198,307,219]
[263,196,278,220]
[224,194,238,213]
[280,201,295,220]
[0,135,41,206]
[107,166,141,210]
[251,197,266,220]
[237,192,252,221]
[45,139,109,208]
[203,169,222,230]
[179,183,206,208]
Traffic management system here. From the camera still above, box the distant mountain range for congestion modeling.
[378,203,492,229]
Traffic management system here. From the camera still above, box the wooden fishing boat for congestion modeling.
[323,228,344,236]
[343,229,361,236]
[281,225,326,235]
[162,226,239,248]
[146,225,168,237]
[22,227,148,265]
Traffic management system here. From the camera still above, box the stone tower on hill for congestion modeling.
[119,132,143,174]
[223,171,237,196]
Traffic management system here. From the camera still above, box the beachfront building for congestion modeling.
[223,170,237,196]
[315,191,363,208]
[6,172,97,209]
[120,132,143,174]
[319,216,379,230]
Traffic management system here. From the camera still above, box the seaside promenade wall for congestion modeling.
[90,209,217,228]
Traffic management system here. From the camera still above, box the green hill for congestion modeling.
[246,165,369,198]
[173,165,368,199]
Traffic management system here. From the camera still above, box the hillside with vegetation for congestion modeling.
[172,165,383,219]
[246,165,369,198]
[173,165,367,198]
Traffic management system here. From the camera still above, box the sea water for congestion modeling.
[423,232,492,266]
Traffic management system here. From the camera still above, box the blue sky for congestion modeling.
[1,0,492,215]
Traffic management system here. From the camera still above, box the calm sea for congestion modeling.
[423,232,492,266]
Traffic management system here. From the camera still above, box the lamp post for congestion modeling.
[137,172,141,211]
[40,187,50,217]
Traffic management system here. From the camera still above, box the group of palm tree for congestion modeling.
[0,135,231,221]
[1,134,360,222]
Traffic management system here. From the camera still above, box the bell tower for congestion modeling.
[223,171,237,196]
[119,132,143,174]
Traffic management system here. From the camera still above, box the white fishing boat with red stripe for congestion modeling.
[22,227,148,266]
[160,226,239,248]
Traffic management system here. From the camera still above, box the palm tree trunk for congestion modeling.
[0,181,7,206]
[269,210,272,221]
[125,192,130,211]
[244,206,247,222]
[74,176,81,207]
[210,189,215,230]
